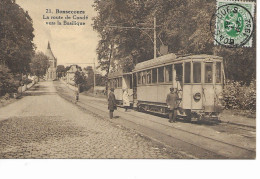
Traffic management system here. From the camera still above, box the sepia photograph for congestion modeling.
[0,0,258,174]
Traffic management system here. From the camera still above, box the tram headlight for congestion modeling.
[193,93,201,101]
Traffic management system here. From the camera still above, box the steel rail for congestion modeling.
[55,85,255,158]
[77,97,256,154]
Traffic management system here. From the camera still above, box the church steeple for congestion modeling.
[47,41,51,49]
[45,41,57,80]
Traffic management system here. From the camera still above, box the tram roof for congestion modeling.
[108,69,123,79]
[133,53,222,72]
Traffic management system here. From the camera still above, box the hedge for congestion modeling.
[223,80,256,112]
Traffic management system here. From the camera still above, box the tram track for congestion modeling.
[55,85,255,159]
[219,122,256,132]
[81,100,255,158]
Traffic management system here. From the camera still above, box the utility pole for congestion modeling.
[154,16,157,59]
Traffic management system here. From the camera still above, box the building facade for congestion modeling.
[66,65,81,86]
[45,42,57,80]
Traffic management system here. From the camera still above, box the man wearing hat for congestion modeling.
[108,88,117,119]
[166,87,178,123]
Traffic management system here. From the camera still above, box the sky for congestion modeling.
[16,0,99,69]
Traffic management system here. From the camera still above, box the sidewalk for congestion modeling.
[56,81,256,129]
[220,110,256,128]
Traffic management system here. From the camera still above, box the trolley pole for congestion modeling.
[154,16,157,59]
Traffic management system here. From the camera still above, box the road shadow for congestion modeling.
[22,84,57,96]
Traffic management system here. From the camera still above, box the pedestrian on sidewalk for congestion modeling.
[166,87,178,123]
[123,88,131,112]
[75,90,79,103]
[108,88,117,119]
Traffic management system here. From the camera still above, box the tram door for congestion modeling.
[173,64,183,108]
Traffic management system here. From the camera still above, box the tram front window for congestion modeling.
[193,62,201,83]
[216,62,222,83]
[137,72,141,85]
[165,65,173,82]
[152,68,157,83]
[205,63,213,83]
[158,67,164,83]
[142,71,147,84]
[175,64,183,81]
[147,70,152,84]
[185,62,191,83]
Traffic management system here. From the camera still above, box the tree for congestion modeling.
[30,52,50,79]
[84,66,94,87]
[0,0,35,74]
[57,65,65,78]
[0,65,19,96]
[74,71,86,91]
[93,0,256,84]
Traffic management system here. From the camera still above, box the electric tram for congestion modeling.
[108,53,224,121]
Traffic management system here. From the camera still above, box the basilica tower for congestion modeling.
[45,42,57,80]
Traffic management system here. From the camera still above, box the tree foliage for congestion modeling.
[30,52,50,78]
[223,80,256,112]
[0,65,19,96]
[0,0,35,74]
[93,0,256,84]
[57,65,66,78]
[74,71,86,87]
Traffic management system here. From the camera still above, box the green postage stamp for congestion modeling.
[213,0,255,47]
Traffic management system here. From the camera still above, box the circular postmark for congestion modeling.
[210,3,254,47]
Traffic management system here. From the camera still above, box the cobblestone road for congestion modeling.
[0,81,183,159]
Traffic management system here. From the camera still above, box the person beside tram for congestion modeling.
[108,88,117,119]
[166,87,178,123]
[122,88,131,112]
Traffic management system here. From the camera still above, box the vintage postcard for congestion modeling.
[0,0,257,165]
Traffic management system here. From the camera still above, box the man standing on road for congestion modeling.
[108,88,117,119]
[166,87,178,123]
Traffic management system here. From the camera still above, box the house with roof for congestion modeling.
[66,65,82,86]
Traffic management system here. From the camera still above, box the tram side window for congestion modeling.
[152,68,157,83]
[216,62,222,83]
[112,80,114,89]
[193,62,201,83]
[184,62,191,83]
[158,66,164,83]
[114,79,118,88]
[118,77,122,88]
[205,63,213,83]
[137,72,141,85]
[142,71,147,84]
[165,65,173,82]
[147,70,152,84]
